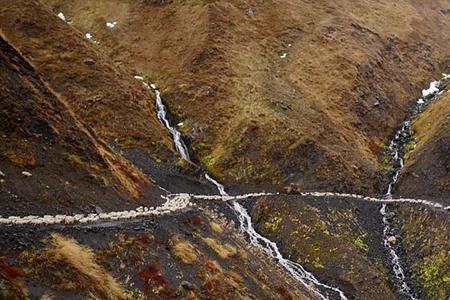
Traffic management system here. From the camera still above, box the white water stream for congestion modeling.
[381,74,450,299]
[204,175,348,300]
[135,75,447,299]
[137,78,348,299]
[137,79,190,160]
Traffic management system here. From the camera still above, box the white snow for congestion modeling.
[85,33,93,40]
[280,53,287,59]
[417,98,424,105]
[57,12,66,22]
[106,21,117,28]
[0,171,4,177]
[134,75,144,81]
[422,80,440,97]
[21,171,32,177]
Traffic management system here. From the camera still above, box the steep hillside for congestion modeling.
[397,88,450,203]
[0,1,449,300]
[0,208,317,300]
[400,207,450,300]
[0,35,161,216]
[41,0,450,193]
[250,195,397,300]
[0,0,177,165]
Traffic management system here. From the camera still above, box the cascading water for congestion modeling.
[140,78,347,299]
[204,167,348,300]
[137,79,190,160]
[381,74,449,299]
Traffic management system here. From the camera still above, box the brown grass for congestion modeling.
[204,238,237,259]
[169,235,198,264]
[411,91,450,155]
[40,294,56,300]
[50,233,126,299]
[210,221,223,233]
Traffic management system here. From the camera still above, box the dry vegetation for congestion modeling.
[40,0,450,193]
[397,89,450,199]
[203,238,237,259]
[169,235,199,264]
[19,233,128,300]
[49,234,126,298]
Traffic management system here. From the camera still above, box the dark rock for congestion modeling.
[181,280,195,290]
[244,8,255,16]
[93,205,104,214]
[84,58,96,65]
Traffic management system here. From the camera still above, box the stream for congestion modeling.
[141,74,450,300]
[142,78,348,300]
[381,74,449,300]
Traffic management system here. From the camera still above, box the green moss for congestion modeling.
[263,215,282,232]
[379,154,393,171]
[201,153,217,169]
[312,258,325,269]
[402,209,450,300]
[416,251,450,299]
[378,141,389,151]
[354,237,369,253]
[151,155,162,164]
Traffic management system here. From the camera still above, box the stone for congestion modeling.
[387,236,396,244]
[181,280,195,290]
[244,7,255,16]
[284,183,301,194]
[84,59,96,65]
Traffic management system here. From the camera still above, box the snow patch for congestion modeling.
[106,21,117,28]
[57,12,66,22]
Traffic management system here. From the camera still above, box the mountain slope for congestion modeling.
[397,88,450,203]
[0,35,161,216]
[0,0,177,164]
[40,0,450,193]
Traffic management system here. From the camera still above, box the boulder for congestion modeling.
[387,236,397,244]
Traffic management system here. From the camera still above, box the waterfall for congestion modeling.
[139,77,348,299]
[204,172,348,300]
[136,78,190,161]
[381,74,449,299]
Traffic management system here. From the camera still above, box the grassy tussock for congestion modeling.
[40,294,55,300]
[50,233,126,299]
[204,238,237,259]
[169,235,198,264]
[210,221,223,233]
